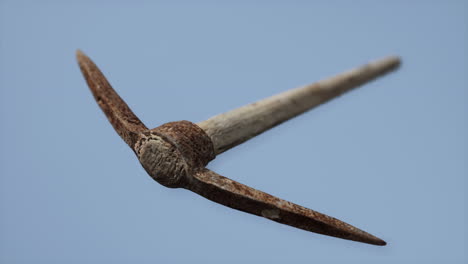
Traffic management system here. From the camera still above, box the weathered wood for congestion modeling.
[198,56,401,155]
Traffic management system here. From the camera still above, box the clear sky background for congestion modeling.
[1,1,467,263]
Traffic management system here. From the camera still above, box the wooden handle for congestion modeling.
[198,56,401,155]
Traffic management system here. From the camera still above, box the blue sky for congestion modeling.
[1,1,467,263]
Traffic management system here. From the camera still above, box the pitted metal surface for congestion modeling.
[135,121,215,188]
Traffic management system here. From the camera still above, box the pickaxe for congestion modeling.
[76,50,400,246]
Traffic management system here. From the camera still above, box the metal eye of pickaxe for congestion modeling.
[76,50,400,246]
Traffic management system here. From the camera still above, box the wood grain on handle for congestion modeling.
[198,56,401,155]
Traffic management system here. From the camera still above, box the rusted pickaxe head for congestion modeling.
[76,50,400,246]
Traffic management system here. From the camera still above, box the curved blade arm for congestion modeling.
[187,169,386,246]
[76,50,147,147]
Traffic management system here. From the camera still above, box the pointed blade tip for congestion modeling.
[76,49,85,59]
[374,237,387,246]
[358,234,387,246]
[75,49,91,67]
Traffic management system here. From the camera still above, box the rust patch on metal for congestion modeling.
[135,121,215,188]
[189,169,386,246]
[76,50,147,147]
[152,121,215,170]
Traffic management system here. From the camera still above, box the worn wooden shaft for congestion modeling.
[198,56,400,155]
